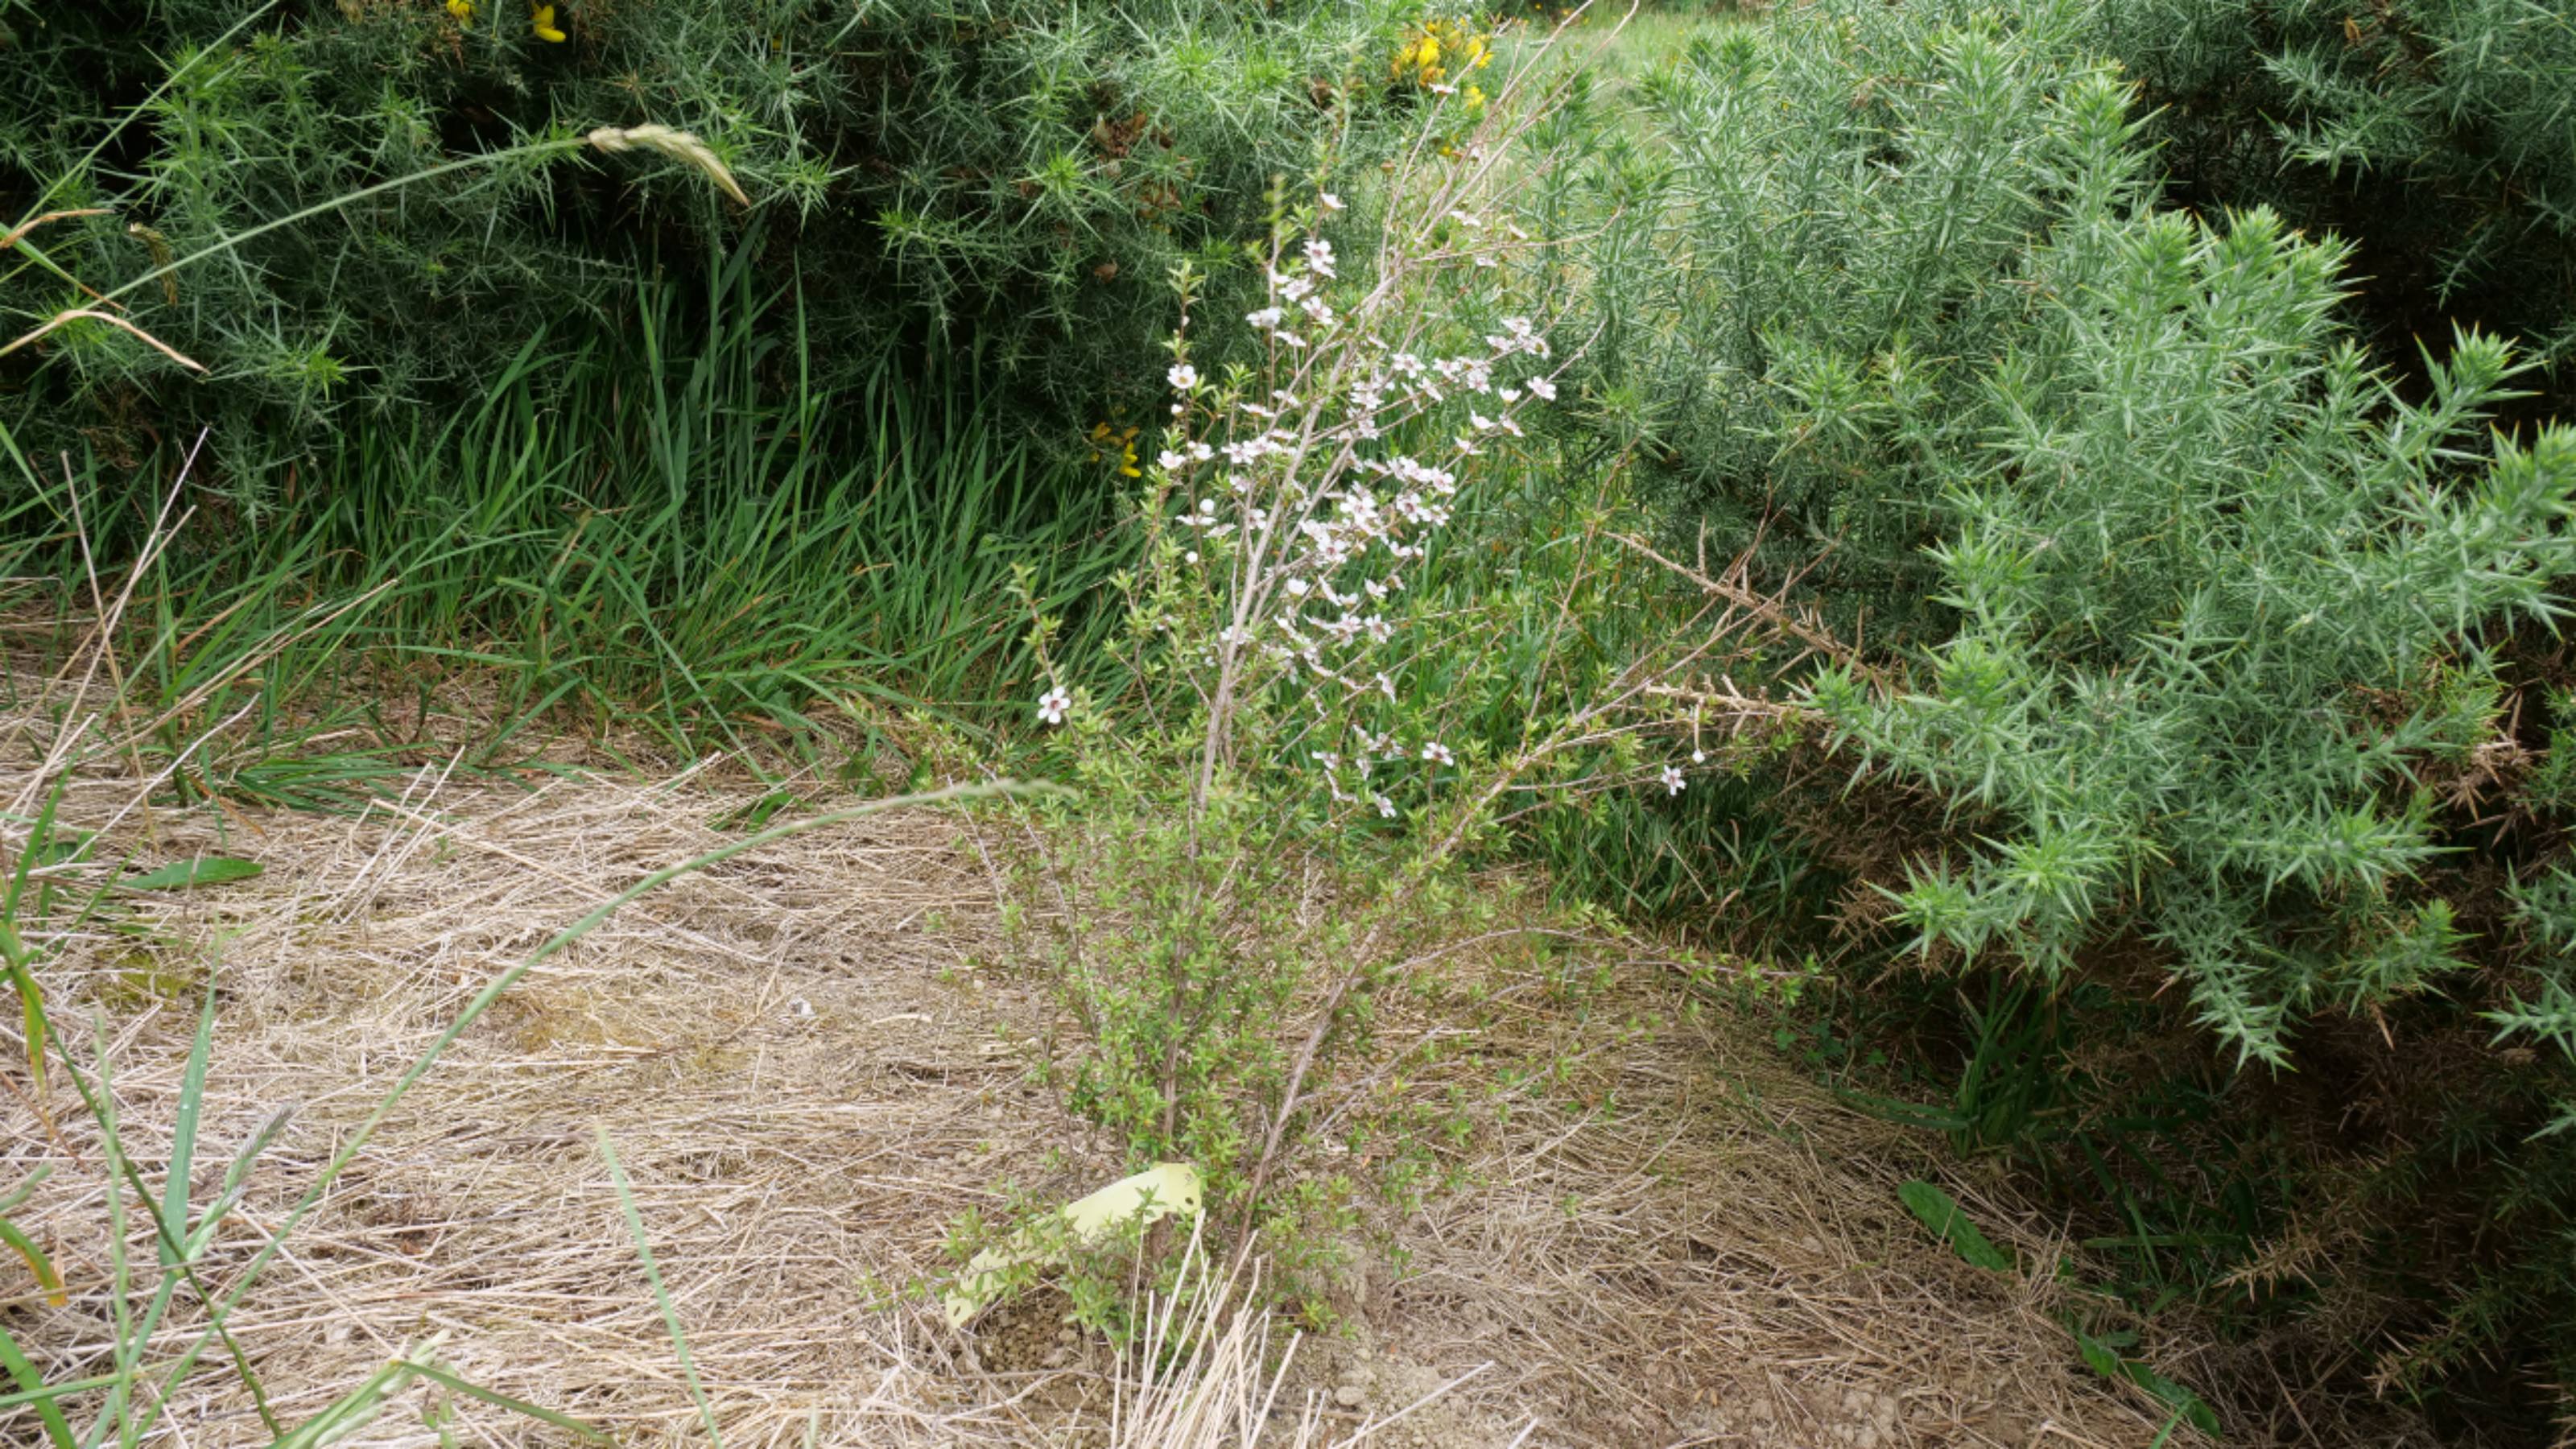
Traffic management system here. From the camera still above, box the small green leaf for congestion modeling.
[124,858,263,891]
[2071,1323,2219,1435]
[713,791,797,832]
[0,1216,63,1305]
[1898,1179,2013,1272]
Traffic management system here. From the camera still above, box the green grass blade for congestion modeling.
[0,1323,76,1449]
[34,1004,279,1447]
[0,1216,64,1306]
[263,1358,411,1449]
[0,1371,123,1414]
[91,1017,136,1449]
[162,990,216,1266]
[0,1166,52,1216]
[404,1363,611,1443]
[597,1129,722,1449]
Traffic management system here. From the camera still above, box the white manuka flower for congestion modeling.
[1168,362,1198,390]
[1037,686,1071,726]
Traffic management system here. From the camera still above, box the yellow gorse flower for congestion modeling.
[446,0,475,24]
[530,2,565,41]
[1389,18,1495,92]
[1088,422,1143,478]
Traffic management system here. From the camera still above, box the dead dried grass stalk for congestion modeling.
[1109,1225,1498,1449]
[0,749,2349,1446]
[1,208,113,251]
[142,777,1051,1429]
[0,309,204,371]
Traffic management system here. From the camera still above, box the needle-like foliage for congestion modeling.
[1555,0,2576,1421]
[2098,0,2576,392]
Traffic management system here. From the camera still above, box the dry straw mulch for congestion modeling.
[0,762,2418,1447]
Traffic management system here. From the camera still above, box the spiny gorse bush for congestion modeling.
[1,0,1418,466]
[2096,0,2576,394]
[1813,237,2571,1074]
[1558,0,2107,648]
[1557,0,2576,1422]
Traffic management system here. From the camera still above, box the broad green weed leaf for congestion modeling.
[124,858,263,891]
[1898,1179,2013,1272]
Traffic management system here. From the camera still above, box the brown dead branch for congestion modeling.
[1611,531,1880,683]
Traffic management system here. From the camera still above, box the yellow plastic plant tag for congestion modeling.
[942,1162,1203,1328]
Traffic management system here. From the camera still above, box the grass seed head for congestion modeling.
[585,125,750,208]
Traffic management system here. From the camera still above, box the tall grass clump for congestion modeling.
[6,238,1131,774]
